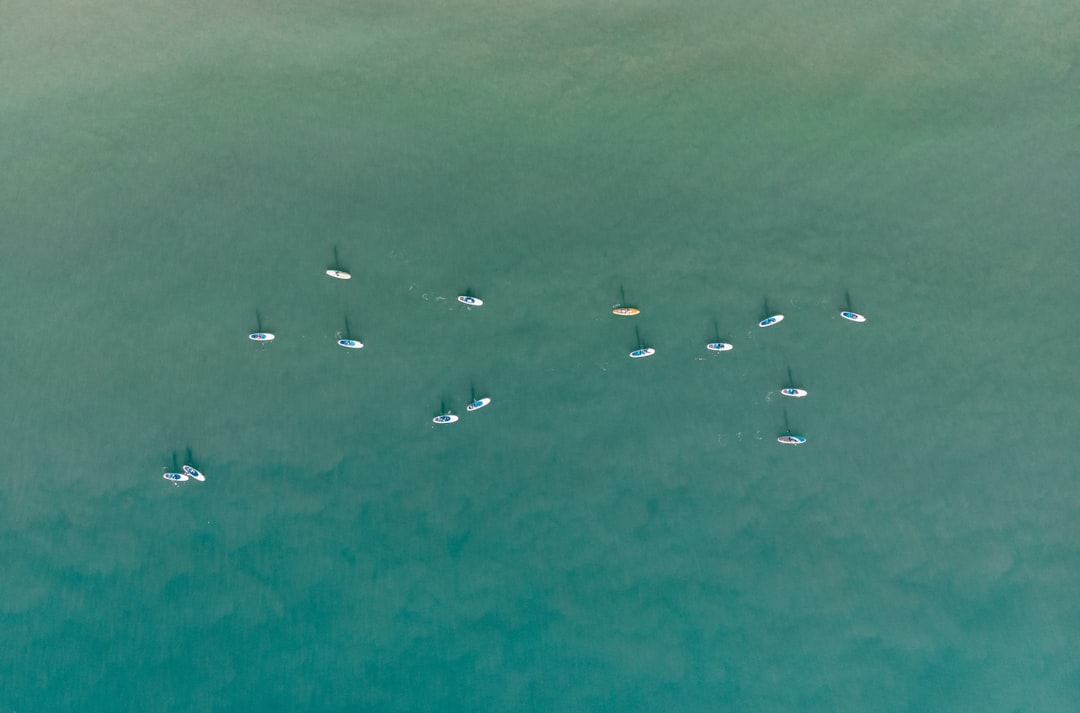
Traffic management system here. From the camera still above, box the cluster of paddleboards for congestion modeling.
[437,295,487,422]
[250,269,862,443]
[615,308,866,361]
[325,272,363,344]
[433,397,491,424]
[325,265,485,310]
[249,331,366,349]
[614,306,867,326]
[630,344,733,359]
[249,270,483,345]
[612,304,869,444]
[163,465,206,484]
[754,310,868,327]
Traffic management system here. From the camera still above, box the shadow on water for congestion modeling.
[468,382,489,403]
[710,319,732,342]
[253,309,270,333]
[843,289,854,311]
[786,366,796,388]
[614,284,640,310]
[343,316,357,340]
[331,245,346,272]
[184,447,197,469]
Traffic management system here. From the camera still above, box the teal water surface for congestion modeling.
[2,0,1079,710]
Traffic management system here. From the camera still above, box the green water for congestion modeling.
[2,0,1078,710]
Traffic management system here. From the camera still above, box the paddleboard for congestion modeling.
[777,434,807,445]
[326,269,351,280]
[758,314,785,328]
[337,339,364,349]
[841,311,867,322]
[182,465,205,482]
[781,388,808,398]
[457,295,483,306]
[249,333,275,342]
[707,342,733,352]
[612,306,640,316]
[163,472,189,482]
[629,348,656,358]
[466,397,491,412]
[433,414,459,424]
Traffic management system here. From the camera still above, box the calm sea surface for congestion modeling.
[2,1,1078,710]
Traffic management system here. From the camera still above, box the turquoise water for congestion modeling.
[2,1,1079,710]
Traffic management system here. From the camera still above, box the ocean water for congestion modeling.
[1,0,1078,710]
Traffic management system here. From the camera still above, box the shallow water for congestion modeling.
[2,0,1078,710]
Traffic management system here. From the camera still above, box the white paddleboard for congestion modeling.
[777,434,806,445]
[163,472,189,482]
[466,397,491,412]
[433,414,459,424]
[249,333,275,342]
[337,339,364,349]
[182,465,205,482]
[781,388,808,398]
[458,295,483,306]
[758,314,784,328]
[841,311,866,322]
[707,342,733,352]
[326,269,351,280]
[629,348,656,358]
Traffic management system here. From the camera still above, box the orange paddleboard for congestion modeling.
[612,306,640,316]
